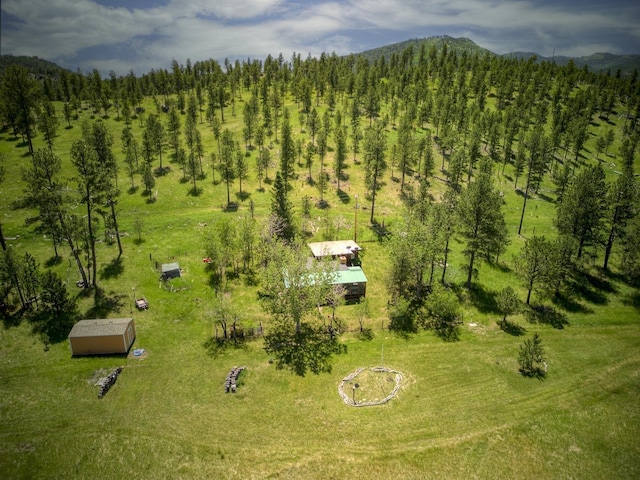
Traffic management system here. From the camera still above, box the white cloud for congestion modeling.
[1,0,639,74]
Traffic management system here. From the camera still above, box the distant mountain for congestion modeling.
[354,35,640,76]
[503,51,640,75]
[354,35,494,64]
[0,54,73,76]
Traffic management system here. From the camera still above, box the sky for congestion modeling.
[2,0,640,76]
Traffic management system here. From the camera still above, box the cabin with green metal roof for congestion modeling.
[333,266,367,300]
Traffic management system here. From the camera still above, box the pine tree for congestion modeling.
[457,160,508,288]
[518,333,547,377]
[555,164,607,259]
[271,171,294,241]
[363,123,387,224]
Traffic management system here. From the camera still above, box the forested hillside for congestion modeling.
[0,54,73,76]
[1,39,640,342]
[0,39,639,478]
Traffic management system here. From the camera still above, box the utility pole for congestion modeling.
[354,194,358,242]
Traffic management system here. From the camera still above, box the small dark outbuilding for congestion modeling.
[68,318,136,356]
[161,262,181,280]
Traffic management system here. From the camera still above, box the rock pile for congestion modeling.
[224,366,246,393]
[98,367,123,398]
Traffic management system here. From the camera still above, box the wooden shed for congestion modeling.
[68,318,136,356]
[308,240,361,266]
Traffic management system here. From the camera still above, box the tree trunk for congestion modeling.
[577,236,585,259]
[59,213,88,287]
[518,170,532,235]
[465,250,475,289]
[0,222,6,251]
[84,191,98,288]
[603,217,617,271]
[441,237,450,284]
[370,162,379,224]
[110,200,123,260]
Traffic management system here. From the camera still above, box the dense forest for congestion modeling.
[0,36,639,369]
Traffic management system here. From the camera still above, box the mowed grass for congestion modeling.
[0,88,639,478]
[2,315,639,479]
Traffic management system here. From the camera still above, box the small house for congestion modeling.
[333,266,367,300]
[308,240,361,266]
[68,318,136,356]
[161,262,181,280]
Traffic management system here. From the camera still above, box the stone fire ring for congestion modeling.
[338,366,403,407]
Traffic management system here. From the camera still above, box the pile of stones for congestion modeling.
[97,367,123,398]
[224,366,246,393]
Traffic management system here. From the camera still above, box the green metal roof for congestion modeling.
[333,267,367,285]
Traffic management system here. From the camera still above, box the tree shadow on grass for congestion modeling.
[203,336,248,358]
[466,283,500,314]
[387,300,418,339]
[188,186,203,197]
[368,220,390,241]
[567,270,612,306]
[235,191,251,202]
[357,327,374,341]
[551,291,593,314]
[44,255,63,268]
[622,291,640,311]
[497,319,527,336]
[84,288,126,318]
[243,270,259,287]
[100,258,124,280]
[526,303,569,329]
[537,192,555,203]
[1,307,24,329]
[485,260,512,274]
[30,309,77,344]
[337,189,350,204]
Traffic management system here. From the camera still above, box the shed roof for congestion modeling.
[333,267,368,285]
[308,240,361,258]
[68,318,133,338]
[162,262,180,273]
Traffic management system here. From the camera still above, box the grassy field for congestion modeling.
[1,86,639,478]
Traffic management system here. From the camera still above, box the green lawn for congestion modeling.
[2,310,639,478]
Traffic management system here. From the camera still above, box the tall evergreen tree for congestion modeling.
[0,65,40,156]
[457,160,508,288]
[555,164,607,259]
[271,171,295,241]
[603,142,636,271]
[280,110,295,183]
[70,138,109,287]
[37,101,59,152]
[363,123,388,224]
[218,129,236,205]
[516,236,551,305]
[334,125,347,191]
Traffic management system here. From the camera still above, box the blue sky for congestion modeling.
[2,0,639,76]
